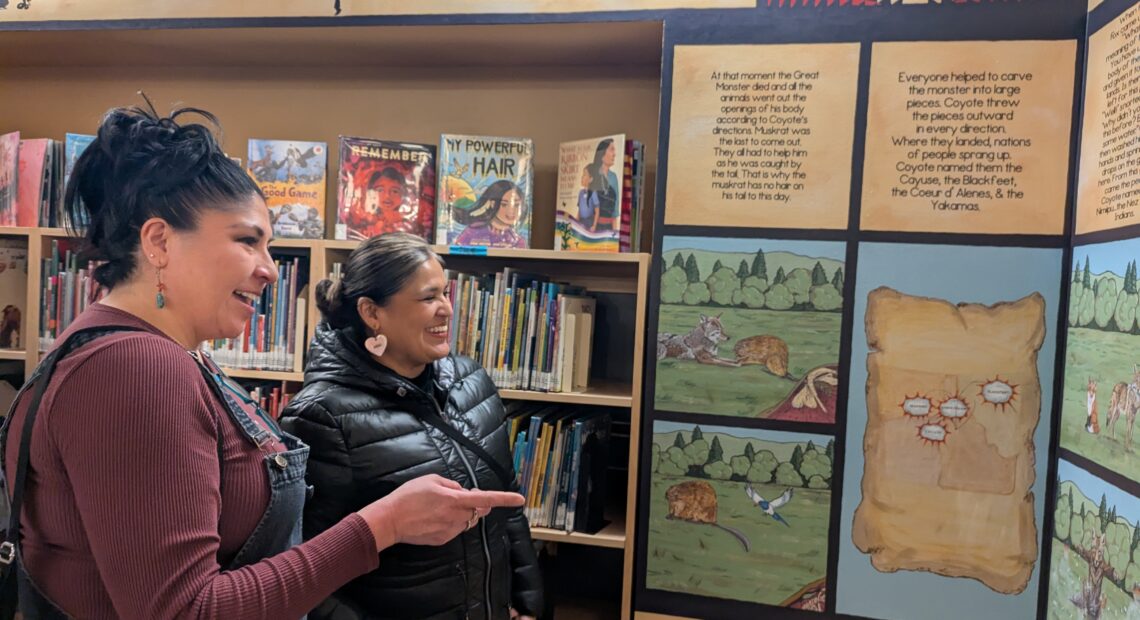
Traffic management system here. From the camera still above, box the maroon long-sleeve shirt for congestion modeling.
[3,304,379,619]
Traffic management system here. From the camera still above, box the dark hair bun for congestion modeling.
[65,103,261,289]
[107,109,219,192]
[315,278,352,329]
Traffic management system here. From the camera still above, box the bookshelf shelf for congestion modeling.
[221,367,304,382]
[435,248,649,264]
[530,516,626,549]
[500,380,633,407]
[325,240,649,264]
[269,238,321,249]
[0,349,26,361]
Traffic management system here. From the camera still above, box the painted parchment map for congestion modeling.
[852,287,1045,594]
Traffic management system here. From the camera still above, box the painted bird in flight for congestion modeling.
[745,484,793,527]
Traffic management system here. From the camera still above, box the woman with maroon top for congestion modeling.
[0,104,523,620]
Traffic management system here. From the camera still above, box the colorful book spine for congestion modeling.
[38,239,105,351]
[443,268,592,393]
[203,256,307,372]
[0,132,20,228]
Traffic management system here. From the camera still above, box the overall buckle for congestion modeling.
[0,541,15,565]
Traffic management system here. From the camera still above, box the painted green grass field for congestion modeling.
[654,305,841,418]
[1048,538,1137,619]
[1061,328,1140,481]
[644,475,830,606]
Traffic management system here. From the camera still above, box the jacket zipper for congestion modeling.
[399,375,495,620]
[434,400,494,620]
[456,562,471,620]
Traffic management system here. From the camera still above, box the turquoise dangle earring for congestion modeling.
[153,255,167,309]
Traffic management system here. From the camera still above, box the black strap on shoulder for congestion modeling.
[1,326,146,567]
[418,409,515,492]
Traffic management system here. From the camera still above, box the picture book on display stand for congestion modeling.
[436,133,534,249]
[336,136,436,242]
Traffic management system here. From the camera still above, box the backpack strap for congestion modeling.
[1,327,149,568]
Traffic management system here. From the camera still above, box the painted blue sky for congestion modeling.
[653,420,830,445]
[1072,237,1140,277]
[662,236,846,262]
[1058,459,1140,523]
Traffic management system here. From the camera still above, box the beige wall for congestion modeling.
[1,61,660,249]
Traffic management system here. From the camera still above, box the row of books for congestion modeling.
[202,257,308,372]
[508,404,612,532]
[242,379,295,420]
[445,268,596,393]
[327,263,598,393]
[0,128,649,254]
[278,133,647,253]
[39,239,105,352]
[0,133,91,229]
[31,238,307,375]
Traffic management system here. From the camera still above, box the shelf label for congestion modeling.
[448,245,489,256]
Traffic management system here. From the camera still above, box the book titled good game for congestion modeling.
[247,139,327,239]
[335,137,436,241]
[436,134,533,249]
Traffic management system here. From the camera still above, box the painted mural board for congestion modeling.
[860,40,1076,235]
[645,421,833,611]
[1048,459,1140,619]
[1061,237,1140,482]
[664,43,860,230]
[1075,2,1140,234]
[655,236,844,422]
[837,242,1059,620]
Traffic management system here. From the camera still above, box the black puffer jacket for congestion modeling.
[280,324,543,620]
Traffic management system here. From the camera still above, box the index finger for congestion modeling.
[455,490,525,509]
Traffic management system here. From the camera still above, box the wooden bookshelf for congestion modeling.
[530,515,627,550]
[0,349,27,361]
[269,238,321,250]
[328,240,648,263]
[437,247,648,264]
[0,227,42,237]
[500,379,634,407]
[222,367,305,382]
[0,20,659,618]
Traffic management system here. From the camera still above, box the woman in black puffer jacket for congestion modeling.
[280,233,543,620]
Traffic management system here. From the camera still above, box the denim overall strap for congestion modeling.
[224,431,309,571]
[1,327,147,620]
[188,353,310,575]
[192,351,279,450]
